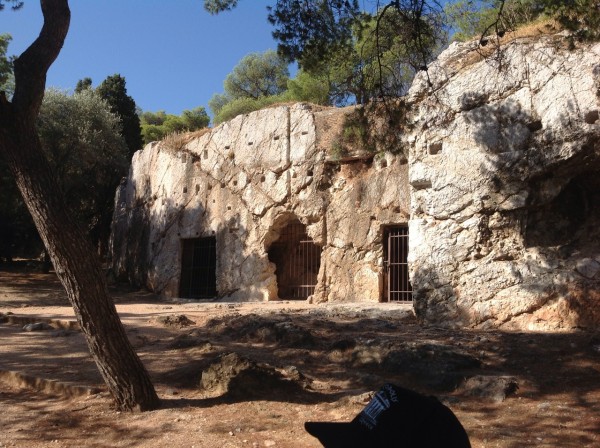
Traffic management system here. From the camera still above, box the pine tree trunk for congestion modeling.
[0,0,159,411]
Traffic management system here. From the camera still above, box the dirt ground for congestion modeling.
[0,263,599,448]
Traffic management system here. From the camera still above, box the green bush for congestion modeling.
[212,94,290,125]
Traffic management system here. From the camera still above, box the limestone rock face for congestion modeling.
[406,35,600,329]
[111,34,600,330]
[110,103,409,303]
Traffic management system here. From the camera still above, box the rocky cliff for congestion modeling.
[406,33,600,329]
[110,104,409,303]
[111,31,600,330]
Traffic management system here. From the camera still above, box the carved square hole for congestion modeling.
[428,141,443,155]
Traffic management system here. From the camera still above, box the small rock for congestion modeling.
[537,402,551,412]
[22,322,52,332]
[576,258,600,279]
[350,392,374,405]
[156,314,195,328]
[461,375,519,402]
[199,352,306,399]
[264,441,276,447]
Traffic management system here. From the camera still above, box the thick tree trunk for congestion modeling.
[0,0,159,411]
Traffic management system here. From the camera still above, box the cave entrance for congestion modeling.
[268,220,321,299]
[179,237,217,299]
[525,177,591,248]
[383,226,412,302]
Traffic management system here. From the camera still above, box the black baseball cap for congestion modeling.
[305,384,471,448]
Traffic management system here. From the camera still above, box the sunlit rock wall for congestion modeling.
[110,103,409,302]
[111,33,600,330]
[406,35,600,329]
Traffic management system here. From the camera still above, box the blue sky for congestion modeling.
[0,0,281,116]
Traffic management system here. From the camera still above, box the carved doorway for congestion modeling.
[383,226,412,302]
[179,237,217,299]
[268,220,321,299]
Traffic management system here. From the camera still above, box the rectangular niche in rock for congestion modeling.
[383,226,412,302]
[179,237,217,299]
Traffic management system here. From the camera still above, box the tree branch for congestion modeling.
[12,0,70,118]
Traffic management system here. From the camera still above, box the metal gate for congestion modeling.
[383,226,412,302]
[268,221,321,299]
[179,237,217,299]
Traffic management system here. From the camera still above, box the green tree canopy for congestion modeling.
[301,7,444,105]
[37,88,129,250]
[265,0,363,67]
[0,33,14,97]
[74,76,92,93]
[285,69,330,105]
[224,49,290,100]
[204,0,238,14]
[140,106,210,145]
[207,0,600,108]
[0,33,11,84]
[445,0,544,42]
[96,74,143,158]
[209,49,291,123]
[1,87,130,261]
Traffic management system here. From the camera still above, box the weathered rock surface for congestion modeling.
[155,314,196,328]
[460,375,519,402]
[205,313,316,347]
[199,352,307,399]
[406,34,600,329]
[111,103,409,303]
[110,32,600,330]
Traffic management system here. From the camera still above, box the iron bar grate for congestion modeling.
[179,237,217,299]
[384,226,412,302]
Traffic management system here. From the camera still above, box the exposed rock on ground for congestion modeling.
[155,314,196,328]
[0,269,599,447]
[205,313,316,347]
[199,352,310,400]
[460,375,519,402]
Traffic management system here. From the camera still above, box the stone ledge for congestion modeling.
[0,312,80,331]
[0,369,102,398]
